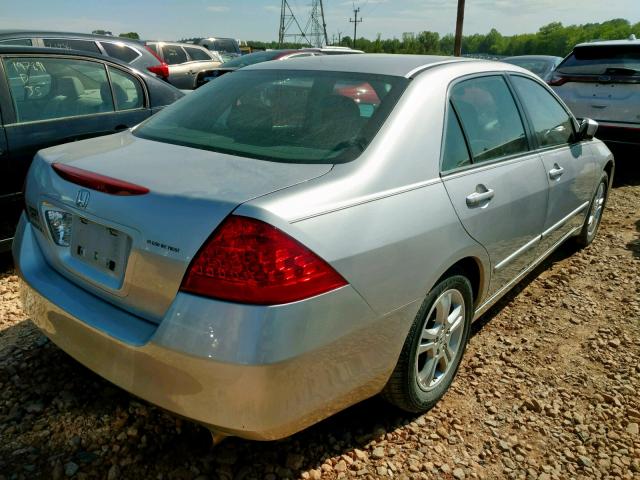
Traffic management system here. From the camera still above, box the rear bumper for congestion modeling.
[13,214,418,440]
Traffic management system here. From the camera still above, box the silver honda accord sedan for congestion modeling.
[14,54,613,440]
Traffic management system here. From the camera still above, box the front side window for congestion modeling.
[134,70,408,163]
[511,76,574,148]
[100,42,140,63]
[162,45,188,65]
[441,105,471,172]
[450,75,528,163]
[43,38,101,54]
[3,57,114,123]
[108,67,143,111]
[184,46,212,62]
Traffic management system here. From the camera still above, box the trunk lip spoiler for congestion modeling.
[51,163,150,196]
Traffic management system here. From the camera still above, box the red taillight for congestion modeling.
[180,215,348,305]
[147,63,170,79]
[144,46,170,79]
[51,163,149,196]
[548,74,567,86]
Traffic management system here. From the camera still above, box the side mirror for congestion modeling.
[578,118,598,140]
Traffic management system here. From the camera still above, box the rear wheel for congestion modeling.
[575,172,608,248]
[382,273,473,413]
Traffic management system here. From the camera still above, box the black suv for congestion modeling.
[0,46,183,251]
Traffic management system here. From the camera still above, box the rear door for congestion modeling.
[511,74,598,251]
[441,74,549,297]
[1,55,152,201]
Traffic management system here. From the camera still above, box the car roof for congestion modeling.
[574,38,640,48]
[245,53,472,77]
[0,29,144,45]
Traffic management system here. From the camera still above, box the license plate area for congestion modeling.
[70,216,131,286]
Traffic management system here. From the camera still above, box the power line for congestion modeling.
[349,7,362,49]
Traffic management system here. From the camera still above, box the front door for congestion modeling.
[441,75,549,297]
[510,75,599,251]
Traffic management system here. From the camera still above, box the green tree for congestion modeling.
[119,32,140,40]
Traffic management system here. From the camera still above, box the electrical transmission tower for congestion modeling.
[278,0,328,47]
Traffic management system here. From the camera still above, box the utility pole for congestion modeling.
[453,0,465,56]
[349,7,362,49]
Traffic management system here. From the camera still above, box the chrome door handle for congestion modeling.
[466,188,495,207]
[549,165,564,180]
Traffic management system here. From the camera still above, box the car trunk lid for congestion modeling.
[26,131,332,323]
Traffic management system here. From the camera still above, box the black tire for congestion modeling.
[574,172,609,249]
[382,273,473,413]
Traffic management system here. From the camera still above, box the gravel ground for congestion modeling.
[1,165,638,480]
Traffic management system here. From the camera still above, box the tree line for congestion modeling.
[248,18,640,58]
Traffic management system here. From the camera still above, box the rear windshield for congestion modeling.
[134,70,407,163]
[558,45,640,75]
[220,50,287,68]
[213,39,239,54]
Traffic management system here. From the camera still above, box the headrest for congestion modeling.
[57,76,84,98]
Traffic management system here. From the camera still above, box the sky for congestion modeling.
[0,0,638,42]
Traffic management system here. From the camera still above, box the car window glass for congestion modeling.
[146,43,159,55]
[134,70,408,164]
[333,80,381,118]
[108,67,143,111]
[184,46,211,61]
[511,76,574,148]
[557,45,640,75]
[43,38,101,53]
[0,38,32,46]
[442,106,472,172]
[451,76,528,163]
[100,42,139,63]
[3,57,114,123]
[162,45,188,65]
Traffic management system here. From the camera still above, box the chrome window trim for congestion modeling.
[440,150,542,180]
[439,71,533,175]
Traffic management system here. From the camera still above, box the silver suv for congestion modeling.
[550,37,640,152]
[146,42,222,89]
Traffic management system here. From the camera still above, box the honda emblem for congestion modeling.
[75,189,90,209]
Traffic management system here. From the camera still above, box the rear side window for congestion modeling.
[184,46,212,61]
[0,38,32,46]
[162,45,188,65]
[450,75,528,163]
[43,38,101,54]
[441,106,471,172]
[558,45,640,75]
[100,42,140,63]
[511,76,574,148]
[134,70,408,163]
[108,67,144,111]
[3,57,114,123]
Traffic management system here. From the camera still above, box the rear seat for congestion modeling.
[42,76,108,120]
